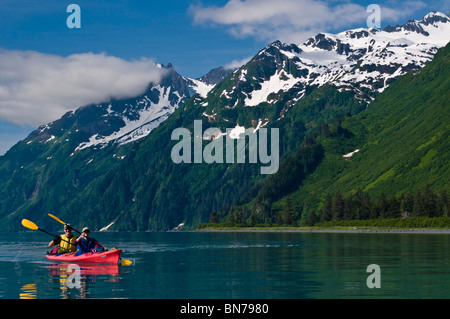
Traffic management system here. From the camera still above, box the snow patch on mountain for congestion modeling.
[343,149,360,159]
[185,66,234,98]
[228,124,246,139]
[244,70,298,106]
[186,78,215,98]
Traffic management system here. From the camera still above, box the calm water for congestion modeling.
[0,231,449,299]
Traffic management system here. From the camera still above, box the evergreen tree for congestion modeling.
[332,191,344,221]
[343,197,354,220]
[318,122,331,138]
[235,207,245,225]
[377,192,389,219]
[250,199,272,224]
[400,192,414,218]
[351,190,363,220]
[209,211,219,223]
[412,189,425,217]
[360,191,372,220]
[439,190,449,217]
[422,184,438,217]
[227,207,237,225]
[275,211,284,225]
[283,196,296,225]
[321,194,333,222]
[387,196,401,218]
[306,211,318,226]
[369,204,379,219]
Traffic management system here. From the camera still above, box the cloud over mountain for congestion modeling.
[0,49,167,127]
[189,0,428,43]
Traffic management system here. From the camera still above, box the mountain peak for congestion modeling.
[421,11,450,25]
[266,40,302,53]
[304,33,351,55]
[184,66,234,99]
[384,11,449,35]
[196,66,234,86]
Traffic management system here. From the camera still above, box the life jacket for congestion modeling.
[57,234,78,253]
[75,237,101,256]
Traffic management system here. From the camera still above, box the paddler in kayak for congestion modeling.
[48,224,78,255]
[73,227,107,256]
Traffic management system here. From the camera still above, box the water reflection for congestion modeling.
[20,283,37,299]
[47,264,121,299]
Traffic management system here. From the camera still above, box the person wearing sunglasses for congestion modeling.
[48,224,78,255]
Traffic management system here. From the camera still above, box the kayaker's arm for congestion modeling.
[48,236,60,247]
[94,239,107,251]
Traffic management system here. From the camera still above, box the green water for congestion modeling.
[0,231,449,299]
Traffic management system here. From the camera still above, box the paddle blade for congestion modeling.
[48,214,65,225]
[120,258,133,266]
[21,219,38,230]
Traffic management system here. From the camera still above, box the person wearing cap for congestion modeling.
[73,227,106,256]
[48,224,78,255]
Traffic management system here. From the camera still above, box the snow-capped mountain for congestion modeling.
[26,12,449,154]
[202,11,450,122]
[26,64,228,152]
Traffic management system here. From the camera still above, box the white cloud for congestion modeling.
[189,0,428,43]
[0,49,167,126]
[224,56,253,70]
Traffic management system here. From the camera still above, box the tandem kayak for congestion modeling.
[45,249,122,264]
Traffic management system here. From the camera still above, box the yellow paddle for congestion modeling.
[21,219,40,231]
[21,219,74,247]
[48,214,133,266]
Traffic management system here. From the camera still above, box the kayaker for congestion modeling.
[73,227,106,256]
[48,224,78,255]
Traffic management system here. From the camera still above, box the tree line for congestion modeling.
[203,184,449,228]
[308,184,449,226]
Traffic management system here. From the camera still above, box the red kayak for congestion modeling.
[45,249,122,264]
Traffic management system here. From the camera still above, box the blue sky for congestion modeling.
[0,0,448,154]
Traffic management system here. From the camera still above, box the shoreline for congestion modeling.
[195,227,450,234]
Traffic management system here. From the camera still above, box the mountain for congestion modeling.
[201,11,450,128]
[0,12,449,231]
[24,65,188,153]
[25,64,231,154]
[252,40,450,224]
